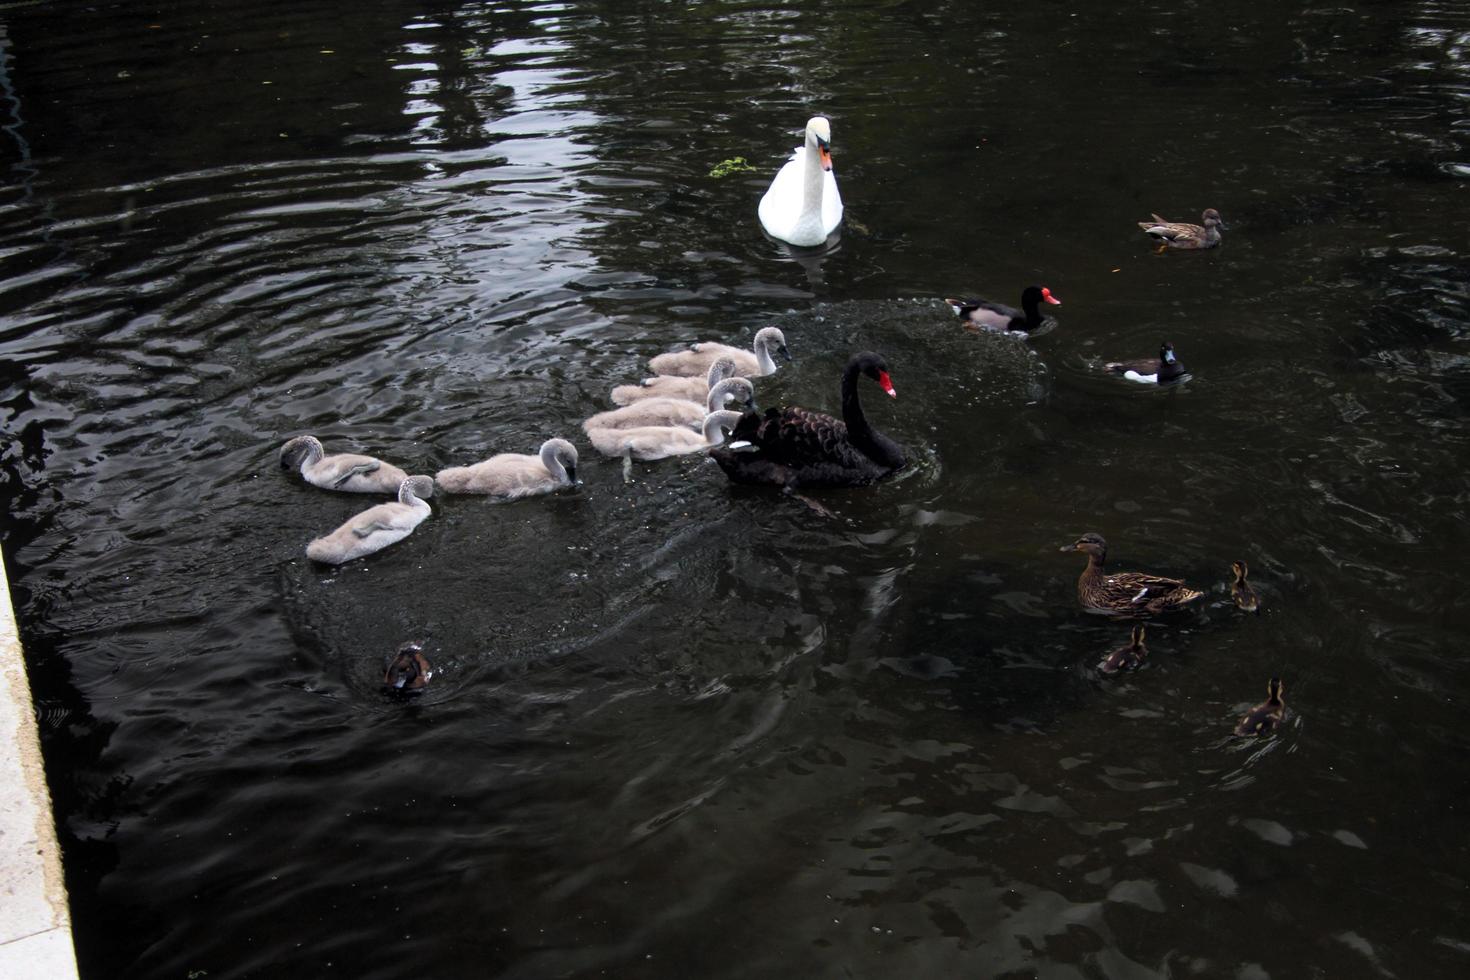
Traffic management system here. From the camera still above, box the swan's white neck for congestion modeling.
[702,410,742,446]
[706,377,748,412]
[801,129,826,219]
[753,334,778,375]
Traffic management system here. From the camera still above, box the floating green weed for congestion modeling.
[708,156,757,179]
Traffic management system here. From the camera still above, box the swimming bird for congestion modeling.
[1234,678,1285,736]
[609,357,740,407]
[758,115,844,247]
[305,476,434,565]
[383,642,432,691]
[946,285,1061,333]
[434,438,579,499]
[1099,624,1148,674]
[710,351,908,490]
[1138,209,1225,250]
[279,435,408,493]
[648,326,790,378]
[1231,560,1261,614]
[582,378,755,433]
[587,409,744,482]
[1060,532,1204,616]
[1105,342,1187,385]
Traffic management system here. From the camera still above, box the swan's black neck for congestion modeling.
[840,357,905,468]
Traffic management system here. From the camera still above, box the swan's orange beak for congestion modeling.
[878,370,896,398]
[818,144,833,172]
[1042,287,1061,306]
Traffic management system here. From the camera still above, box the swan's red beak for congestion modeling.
[1042,287,1061,306]
[818,145,833,172]
[878,370,896,398]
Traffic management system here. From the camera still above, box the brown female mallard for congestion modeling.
[1234,678,1285,736]
[1060,532,1204,615]
[383,642,432,691]
[1137,208,1224,250]
[1099,624,1147,674]
[1230,560,1261,614]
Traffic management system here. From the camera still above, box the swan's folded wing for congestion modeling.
[330,460,381,487]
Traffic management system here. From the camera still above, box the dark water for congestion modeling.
[3,0,1469,977]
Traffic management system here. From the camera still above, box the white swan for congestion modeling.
[610,357,739,407]
[588,409,744,482]
[279,435,408,494]
[434,437,579,499]
[582,378,755,433]
[647,326,790,378]
[305,476,434,565]
[758,115,843,247]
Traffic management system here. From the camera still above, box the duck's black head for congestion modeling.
[1159,342,1178,365]
[1232,560,1249,581]
[853,351,896,398]
[1130,623,1147,647]
[1023,285,1062,308]
[1267,677,1284,701]
[1063,532,1108,558]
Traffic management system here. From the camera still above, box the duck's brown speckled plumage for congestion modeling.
[1138,208,1225,250]
[1062,532,1204,616]
[1234,678,1285,736]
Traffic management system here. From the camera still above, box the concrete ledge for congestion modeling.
[0,555,79,979]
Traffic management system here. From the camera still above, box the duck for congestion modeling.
[1231,560,1261,614]
[383,642,432,691]
[945,285,1061,333]
[757,115,843,247]
[587,409,744,482]
[1138,208,1225,250]
[434,438,579,499]
[1099,624,1148,674]
[647,326,790,379]
[1060,532,1204,616]
[609,357,740,407]
[710,351,907,490]
[1233,678,1285,736]
[279,435,409,494]
[305,475,434,565]
[1105,342,1187,385]
[582,378,756,433]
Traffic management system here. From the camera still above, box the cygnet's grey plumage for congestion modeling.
[582,378,755,433]
[587,410,744,461]
[647,326,790,378]
[305,476,434,565]
[609,357,740,407]
[434,438,579,499]
[280,435,409,494]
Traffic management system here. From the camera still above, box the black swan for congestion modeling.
[710,351,907,490]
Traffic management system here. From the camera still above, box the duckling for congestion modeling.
[1104,342,1187,385]
[1234,678,1285,736]
[305,475,434,565]
[587,409,743,483]
[1230,560,1261,614]
[609,357,740,407]
[383,642,432,691]
[1099,624,1148,674]
[1060,532,1204,616]
[1138,208,1225,250]
[582,377,755,433]
[647,326,791,378]
[435,438,578,499]
[280,435,409,493]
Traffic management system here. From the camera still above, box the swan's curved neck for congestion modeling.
[296,437,324,470]
[840,364,904,467]
[706,378,747,411]
[754,335,777,374]
[540,443,569,483]
[801,132,826,216]
[702,411,740,446]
